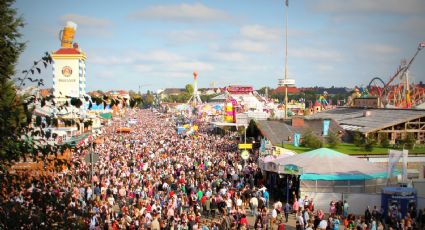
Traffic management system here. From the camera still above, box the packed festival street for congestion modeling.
[3,108,425,229]
[1,108,265,229]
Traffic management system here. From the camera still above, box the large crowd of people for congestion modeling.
[1,108,425,229]
[0,108,266,229]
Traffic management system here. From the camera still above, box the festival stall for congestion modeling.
[116,127,131,133]
[263,148,395,204]
[258,151,295,172]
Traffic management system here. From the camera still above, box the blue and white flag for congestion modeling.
[260,138,266,153]
[388,150,404,178]
[323,119,330,136]
[294,133,301,147]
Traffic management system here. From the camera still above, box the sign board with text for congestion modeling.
[238,143,253,149]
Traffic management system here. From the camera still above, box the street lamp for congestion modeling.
[244,124,248,144]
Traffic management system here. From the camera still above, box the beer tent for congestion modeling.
[266,148,393,193]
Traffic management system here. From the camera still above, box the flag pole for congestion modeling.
[284,0,289,119]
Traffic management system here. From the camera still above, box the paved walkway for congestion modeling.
[246,212,298,230]
[204,209,298,229]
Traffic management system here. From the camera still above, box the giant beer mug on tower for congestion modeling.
[59,21,77,48]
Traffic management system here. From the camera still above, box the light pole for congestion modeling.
[90,130,99,190]
[286,175,289,203]
[244,125,247,144]
[284,0,289,119]
[90,138,94,189]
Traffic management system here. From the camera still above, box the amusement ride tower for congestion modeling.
[187,71,202,106]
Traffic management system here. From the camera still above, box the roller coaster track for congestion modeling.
[367,42,424,107]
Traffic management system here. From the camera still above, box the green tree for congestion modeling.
[326,131,341,148]
[353,132,363,147]
[404,133,416,150]
[143,92,154,107]
[379,133,390,148]
[364,136,376,152]
[247,119,260,138]
[185,84,194,94]
[301,131,323,149]
[257,87,273,96]
[177,92,191,102]
[0,0,27,162]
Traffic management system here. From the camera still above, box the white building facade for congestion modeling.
[51,48,87,102]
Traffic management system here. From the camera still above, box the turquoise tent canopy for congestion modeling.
[272,148,394,180]
[100,113,112,119]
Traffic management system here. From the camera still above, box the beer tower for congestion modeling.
[51,21,87,103]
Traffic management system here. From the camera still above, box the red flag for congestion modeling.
[420,42,425,48]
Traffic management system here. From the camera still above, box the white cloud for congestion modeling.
[153,72,190,79]
[316,64,334,72]
[168,61,214,72]
[60,14,111,27]
[168,30,218,44]
[314,0,425,15]
[90,48,213,78]
[397,16,425,37]
[130,3,231,22]
[59,14,112,37]
[231,40,270,53]
[134,65,153,73]
[362,44,400,56]
[96,70,116,79]
[130,50,186,63]
[291,48,343,61]
[240,25,280,41]
[211,51,249,62]
[90,55,132,65]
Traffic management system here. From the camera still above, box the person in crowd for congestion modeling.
[284,200,291,223]
[343,200,349,218]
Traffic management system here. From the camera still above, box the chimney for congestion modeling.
[292,117,304,127]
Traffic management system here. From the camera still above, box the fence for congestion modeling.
[302,192,381,215]
[300,178,390,194]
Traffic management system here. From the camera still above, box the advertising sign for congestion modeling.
[238,143,253,149]
[283,164,303,175]
[241,150,250,160]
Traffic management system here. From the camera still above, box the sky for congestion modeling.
[14,0,425,92]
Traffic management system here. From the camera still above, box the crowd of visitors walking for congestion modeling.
[1,108,425,229]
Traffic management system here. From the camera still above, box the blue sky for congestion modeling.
[14,0,425,92]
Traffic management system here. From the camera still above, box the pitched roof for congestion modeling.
[273,86,299,94]
[305,107,425,133]
[54,48,81,55]
[271,148,388,180]
[256,119,343,145]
